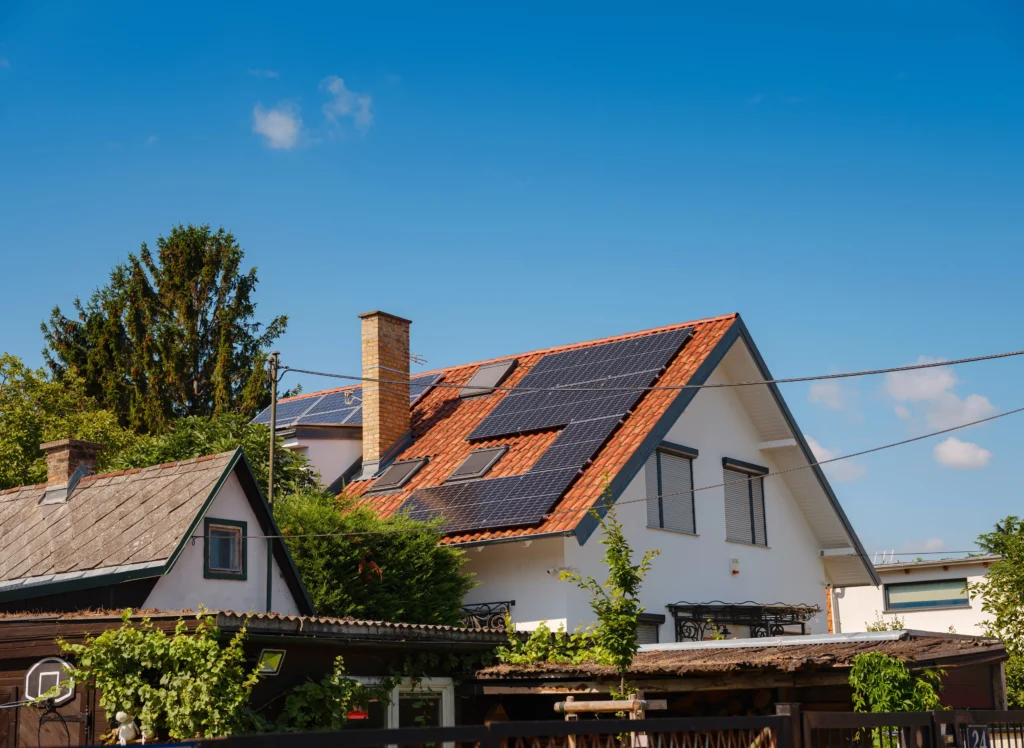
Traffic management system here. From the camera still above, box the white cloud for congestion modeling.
[883,356,996,430]
[249,68,279,78]
[320,75,373,131]
[805,436,868,483]
[252,102,302,149]
[808,380,852,411]
[933,437,992,470]
[145,135,158,146]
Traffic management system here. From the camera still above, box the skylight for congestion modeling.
[370,458,428,492]
[447,446,508,482]
[459,360,517,398]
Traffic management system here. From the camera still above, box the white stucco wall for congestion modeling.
[833,561,993,635]
[461,536,568,630]
[145,472,302,615]
[466,366,830,641]
[286,433,362,488]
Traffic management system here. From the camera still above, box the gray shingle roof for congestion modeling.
[0,452,236,584]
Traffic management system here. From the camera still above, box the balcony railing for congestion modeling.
[460,600,515,630]
[667,600,821,641]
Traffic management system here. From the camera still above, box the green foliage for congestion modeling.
[276,657,398,733]
[273,489,476,624]
[849,652,943,712]
[59,610,260,740]
[106,413,317,496]
[972,516,1024,707]
[42,224,286,433]
[560,505,660,679]
[0,354,138,489]
[497,499,659,698]
[865,612,906,632]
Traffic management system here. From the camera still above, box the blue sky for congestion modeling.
[2,1,1022,557]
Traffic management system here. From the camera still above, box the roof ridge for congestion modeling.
[279,313,739,404]
[76,450,236,485]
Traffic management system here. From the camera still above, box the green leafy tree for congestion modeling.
[273,489,476,624]
[849,652,943,712]
[42,224,286,433]
[560,504,660,697]
[58,610,260,740]
[971,516,1024,707]
[865,612,906,632]
[276,656,397,732]
[105,414,317,496]
[0,354,137,489]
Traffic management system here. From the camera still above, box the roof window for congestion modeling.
[447,446,508,482]
[370,458,428,492]
[459,360,517,398]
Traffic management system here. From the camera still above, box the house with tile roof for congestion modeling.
[0,441,313,616]
[255,311,878,643]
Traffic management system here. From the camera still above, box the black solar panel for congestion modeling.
[251,372,444,427]
[403,467,580,533]
[468,327,692,440]
[395,328,694,535]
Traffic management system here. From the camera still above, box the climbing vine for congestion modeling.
[275,657,399,732]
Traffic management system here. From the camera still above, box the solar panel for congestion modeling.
[403,467,580,533]
[459,360,517,398]
[252,372,444,427]
[395,328,694,535]
[469,328,692,440]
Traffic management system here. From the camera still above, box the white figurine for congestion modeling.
[115,712,138,746]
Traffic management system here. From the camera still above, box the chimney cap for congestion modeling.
[40,439,104,454]
[357,310,412,325]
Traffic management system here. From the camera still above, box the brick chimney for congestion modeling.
[39,439,102,504]
[358,311,412,478]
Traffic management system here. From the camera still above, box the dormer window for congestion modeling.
[447,446,508,482]
[370,458,428,492]
[204,518,247,580]
[459,360,517,398]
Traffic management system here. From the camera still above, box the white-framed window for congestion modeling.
[885,579,970,612]
[350,676,455,730]
[646,443,698,534]
[722,458,768,547]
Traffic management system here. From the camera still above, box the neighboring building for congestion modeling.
[831,555,999,636]
[255,311,879,642]
[0,442,312,616]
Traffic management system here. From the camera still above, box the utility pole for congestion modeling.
[266,351,280,614]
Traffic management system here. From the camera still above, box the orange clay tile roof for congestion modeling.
[319,314,738,545]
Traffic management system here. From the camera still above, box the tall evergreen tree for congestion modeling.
[42,225,286,433]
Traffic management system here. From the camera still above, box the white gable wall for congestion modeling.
[562,366,829,640]
[145,472,302,615]
[833,561,992,635]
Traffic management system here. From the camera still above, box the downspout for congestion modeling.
[266,351,280,614]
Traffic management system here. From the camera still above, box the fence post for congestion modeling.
[775,703,801,748]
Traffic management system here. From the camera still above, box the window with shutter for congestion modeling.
[723,460,768,547]
[646,447,696,534]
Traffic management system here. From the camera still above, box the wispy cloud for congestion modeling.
[320,75,373,131]
[884,357,996,429]
[806,436,868,483]
[0,57,9,70]
[252,102,303,149]
[901,537,947,554]
[145,135,158,146]
[933,437,992,470]
[808,380,856,412]
[748,93,764,105]
[249,68,279,78]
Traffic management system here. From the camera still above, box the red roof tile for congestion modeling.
[328,314,739,544]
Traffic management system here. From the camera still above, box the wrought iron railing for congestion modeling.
[460,600,515,630]
[667,600,820,641]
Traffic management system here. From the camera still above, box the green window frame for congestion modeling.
[204,517,247,581]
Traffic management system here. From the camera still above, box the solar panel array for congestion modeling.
[252,372,444,428]
[397,327,693,533]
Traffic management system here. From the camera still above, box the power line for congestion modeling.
[195,404,1024,542]
[280,347,1024,395]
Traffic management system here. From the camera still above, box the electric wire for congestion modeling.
[192,403,1024,543]
[279,346,1024,395]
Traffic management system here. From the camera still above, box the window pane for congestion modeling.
[210,528,240,571]
[398,693,441,727]
[887,579,969,610]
